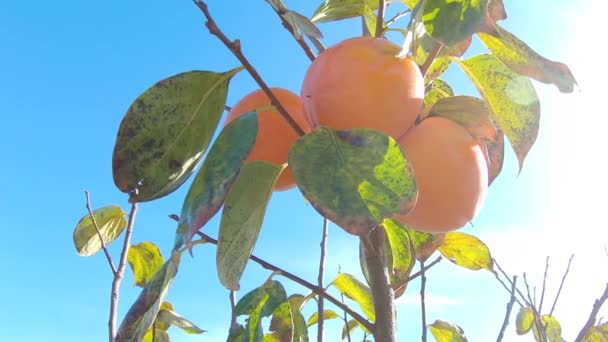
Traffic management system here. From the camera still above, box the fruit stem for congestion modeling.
[194,0,306,137]
[362,226,396,342]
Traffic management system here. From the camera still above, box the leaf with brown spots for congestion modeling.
[479,24,577,93]
[426,95,498,141]
[485,129,505,185]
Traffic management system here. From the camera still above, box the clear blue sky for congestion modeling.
[1,1,605,341]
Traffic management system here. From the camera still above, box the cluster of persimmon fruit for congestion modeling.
[224,36,489,234]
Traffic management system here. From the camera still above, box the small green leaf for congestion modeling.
[73,205,127,257]
[424,79,454,108]
[115,255,180,342]
[332,273,375,322]
[423,0,487,47]
[127,242,164,287]
[427,95,497,141]
[142,329,170,342]
[289,127,417,236]
[454,54,540,170]
[405,225,444,262]
[383,219,416,297]
[154,302,174,331]
[311,0,378,24]
[532,315,562,342]
[156,308,205,334]
[429,319,467,342]
[515,306,534,335]
[174,112,258,250]
[217,161,285,290]
[485,129,505,185]
[306,310,340,327]
[268,295,309,342]
[283,10,324,39]
[112,67,242,203]
[227,325,246,342]
[342,319,361,340]
[478,24,577,93]
[438,232,493,271]
[234,280,288,342]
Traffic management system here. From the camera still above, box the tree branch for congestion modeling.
[375,0,386,38]
[266,2,316,61]
[84,191,117,275]
[496,276,518,342]
[524,273,546,342]
[318,218,329,342]
[538,256,550,314]
[109,201,138,341]
[420,42,443,78]
[386,9,410,26]
[549,254,574,316]
[420,260,428,342]
[494,259,529,306]
[229,290,238,332]
[193,0,306,136]
[194,232,373,332]
[575,281,608,342]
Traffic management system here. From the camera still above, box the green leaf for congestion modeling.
[311,0,378,23]
[283,10,324,39]
[424,79,454,108]
[234,280,288,342]
[429,319,467,342]
[307,310,340,327]
[515,306,534,335]
[427,95,498,141]
[267,295,309,342]
[217,161,285,290]
[227,325,246,342]
[332,273,375,322]
[485,129,505,185]
[127,242,164,287]
[112,67,242,203]
[174,111,258,250]
[478,24,577,93]
[289,127,417,236]
[115,255,180,342]
[423,0,487,47]
[73,205,127,257]
[454,54,540,170]
[342,319,360,340]
[532,315,562,342]
[438,232,493,271]
[383,219,416,297]
[142,329,170,342]
[582,325,608,342]
[154,302,174,331]
[156,308,205,334]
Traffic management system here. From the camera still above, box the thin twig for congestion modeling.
[386,9,410,26]
[229,290,238,331]
[194,0,305,136]
[375,0,386,37]
[224,104,232,112]
[420,260,428,342]
[493,270,524,307]
[420,42,443,78]
[575,282,608,342]
[549,254,574,316]
[494,259,530,306]
[266,2,316,61]
[341,292,353,342]
[109,202,138,341]
[538,256,550,314]
[497,276,518,342]
[317,218,329,342]
[84,191,117,275]
[524,273,546,342]
[407,256,442,282]
[194,232,373,332]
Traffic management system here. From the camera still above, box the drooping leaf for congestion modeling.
[174,112,258,250]
[485,129,505,185]
[311,0,378,24]
[289,127,417,236]
[128,241,164,287]
[478,24,577,93]
[307,310,340,327]
[142,329,170,342]
[342,319,361,339]
[73,205,127,256]
[406,227,445,262]
[423,0,487,47]
[532,315,562,342]
[155,302,174,331]
[429,319,467,342]
[383,219,416,297]
[115,255,180,342]
[515,306,534,335]
[112,68,242,203]
[156,308,205,334]
[438,232,493,271]
[283,10,324,39]
[424,79,454,108]
[454,54,540,170]
[234,280,288,342]
[332,273,375,321]
[217,161,285,290]
[426,95,498,141]
[267,295,309,342]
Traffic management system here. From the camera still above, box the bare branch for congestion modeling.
[84,191,117,275]
[575,281,608,342]
[375,0,386,37]
[341,292,353,342]
[494,259,530,306]
[549,254,574,316]
[386,9,411,26]
[109,201,138,341]
[538,256,550,314]
[420,260,428,342]
[193,1,306,136]
[497,276,518,342]
[318,218,329,342]
[524,273,546,342]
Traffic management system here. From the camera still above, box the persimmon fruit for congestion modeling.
[224,87,310,191]
[301,36,424,139]
[396,117,489,232]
